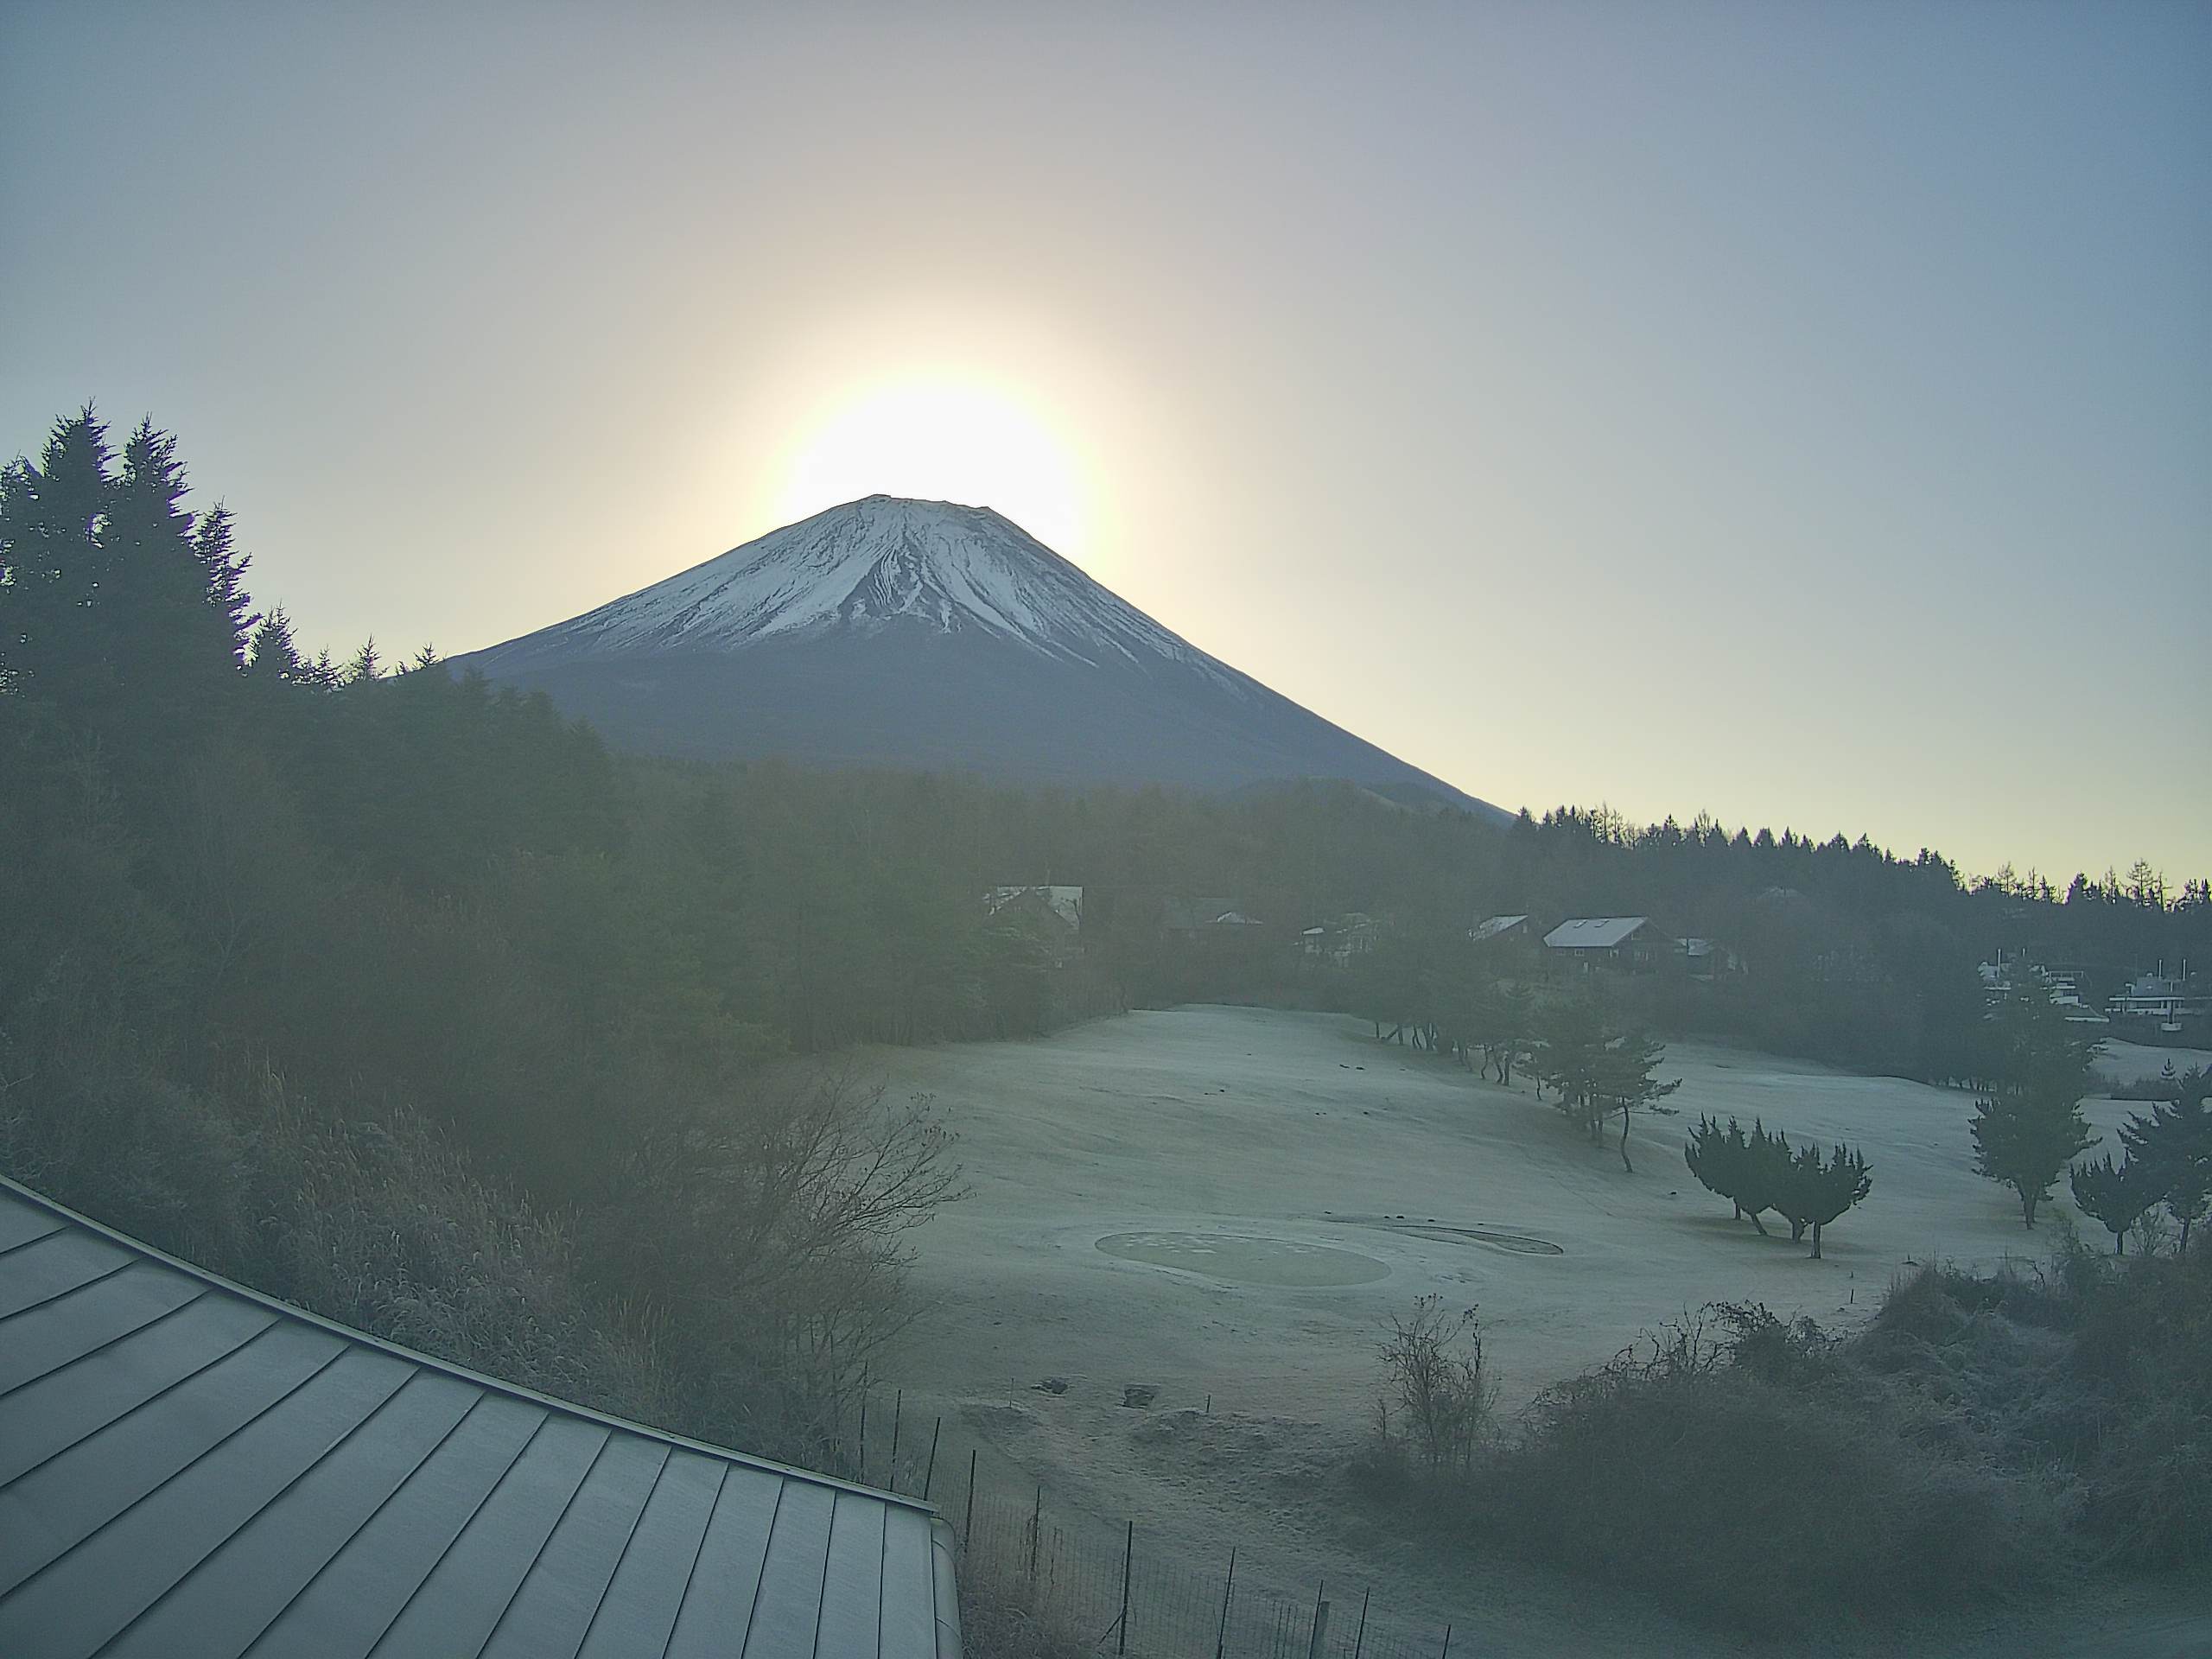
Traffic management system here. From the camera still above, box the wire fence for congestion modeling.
[833,1389,1462,1659]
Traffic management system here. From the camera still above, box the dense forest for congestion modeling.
[3,410,2207,1466]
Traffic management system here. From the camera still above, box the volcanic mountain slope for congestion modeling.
[451,496,1503,816]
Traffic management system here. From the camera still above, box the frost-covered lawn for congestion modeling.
[885,1005,2146,1418]
[872,1006,2199,1657]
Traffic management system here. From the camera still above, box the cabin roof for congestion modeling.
[0,1175,957,1659]
[1542,916,1652,950]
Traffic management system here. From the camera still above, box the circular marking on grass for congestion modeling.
[1323,1216,1566,1255]
[1401,1224,1564,1255]
[1096,1231,1391,1287]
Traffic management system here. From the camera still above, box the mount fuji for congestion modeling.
[451,496,1503,816]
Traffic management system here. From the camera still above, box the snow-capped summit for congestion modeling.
[480,495,1223,678]
[453,498,1502,817]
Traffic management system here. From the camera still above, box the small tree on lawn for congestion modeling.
[1591,1027,1681,1173]
[1969,985,2099,1229]
[1773,1140,1873,1259]
[1460,976,1507,1078]
[1686,1117,1804,1237]
[2119,1087,2212,1255]
[1491,982,1535,1087]
[1735,1121,1789,1236]
[1768,1140,1817,1246]
[2069,1153,2159,1255]
[1686,1115,1750,1219]
[1972,1084,2095,1228]
[1532,992,1609,1134]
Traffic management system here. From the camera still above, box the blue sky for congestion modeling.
[5,2,2206,879]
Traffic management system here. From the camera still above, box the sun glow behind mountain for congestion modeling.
[772,379,1090,564]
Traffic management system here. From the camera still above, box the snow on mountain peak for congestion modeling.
[495,496,1222,675]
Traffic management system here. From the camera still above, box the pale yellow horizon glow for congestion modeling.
[6,9,2206,880]
[772,378,1092,565]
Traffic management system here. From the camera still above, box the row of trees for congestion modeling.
[1519,805,2210,1012]
[1683,1117,1874,1257]
[1344,939,1685,1173]
[1955,980,2209,1251]
[1526,1001,1680,1173]
[2070,1066,2212,1254]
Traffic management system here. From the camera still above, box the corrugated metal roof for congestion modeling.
[0,1176,960,1659]
[1542,916,1652,950]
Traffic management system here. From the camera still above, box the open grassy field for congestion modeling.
[872,1007,2208,1656]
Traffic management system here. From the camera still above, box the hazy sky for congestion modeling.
[6,3,2207,881]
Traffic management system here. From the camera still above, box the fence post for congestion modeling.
[1027,1484,1042,1584]
[1117,1519,1133,1655]
[1439,1623,1452,1658]
[857,1391,868,1484]
[1305,1586,1330,1659]
[889,1389,903,1485]
[1214,1547,1236,1659]
[923,1416,941,1500]
[1352,1587,1370,1658]
[963,1448,977,1545]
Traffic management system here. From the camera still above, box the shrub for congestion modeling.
[1467,1307,2070,1634]
[574,1065,964,1465]
[237,1063,678,1426]
[0,1016,253,1268]
[1373,1295,1493,1475]
[1356,1252,2212,1638]
[956,1568,1092,1659]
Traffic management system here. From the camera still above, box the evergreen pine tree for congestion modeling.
[245,607,307,684]
[1785,1141,1872,1258]
[1685,1114,1745,1217]
[2119,1091,2212,1255]
[1972,1084,2096,1228]
[1735,1121,1787,1236]
[0,410,251,757]
[1969,977,2101,1229]
[0,408,113,701]
[1591,1027,1680,1172]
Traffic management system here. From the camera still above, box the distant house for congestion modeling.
[1161,897,1264,935]
[1300,912,1379,966]
[1469,914,1532,946]
[1543,916,1664,972]
[986,884,1083,931]
[2109,971,2207,1032]
[986,885,1084,965]
[1980,953,2114,1024]
[1675,937,1744,979]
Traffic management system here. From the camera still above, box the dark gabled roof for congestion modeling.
[0,1176,960,1659]
[1542,916,1653,950]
